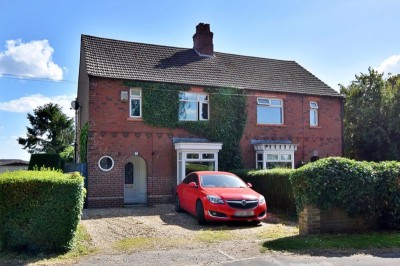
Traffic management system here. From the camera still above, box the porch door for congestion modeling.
[124,156,147,204]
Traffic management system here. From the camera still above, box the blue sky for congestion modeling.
[1,0,399,161]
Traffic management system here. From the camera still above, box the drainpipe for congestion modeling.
[341,96,345,157]
[301,96,305,161]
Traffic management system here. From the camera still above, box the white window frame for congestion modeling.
[129,88,142,118]
[98,156,114,171]
[174,142,222,184]
[310,101,318,126]
[254,143,297,169]
[257,98,284,125]
[179,92,209,121]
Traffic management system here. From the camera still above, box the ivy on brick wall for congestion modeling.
[123,81,247,170]
[79,122,89,163]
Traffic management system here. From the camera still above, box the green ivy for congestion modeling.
[124,81,247,170]
[79,123,89,163]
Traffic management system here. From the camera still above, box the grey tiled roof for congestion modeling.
[0,159,29,166]
[81,35,342,97]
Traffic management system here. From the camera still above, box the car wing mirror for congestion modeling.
[188,182,198,188]
[247,182,252,188]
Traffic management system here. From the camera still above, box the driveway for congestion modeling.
[77,204,400,265]
[78,204,296,264]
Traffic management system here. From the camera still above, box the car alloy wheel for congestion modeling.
[196,200,206,225]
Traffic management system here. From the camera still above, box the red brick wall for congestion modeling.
[241,91,343,168]
[299,205,377,234]
[85,77,343,207]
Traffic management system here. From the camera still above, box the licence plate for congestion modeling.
[235,210,254,217]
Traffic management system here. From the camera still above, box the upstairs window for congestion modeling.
[257,98,283,125]
[130,88,142,118]
[310,101,318,126]
[179,92,209,121]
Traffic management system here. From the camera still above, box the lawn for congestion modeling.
[263,231,400,252]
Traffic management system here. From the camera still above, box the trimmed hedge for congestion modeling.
[0,170,85,253]
[232,168,296,214]
[373,161,400,229]
[28,153,63,171]
[290,157,400,229]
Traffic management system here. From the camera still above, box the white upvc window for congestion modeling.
[254,143,297,169]
[130,88,142,118]
[310,101,318,126]
[179,92,209,121]
[257,98,284,125]
[174,142,222,184]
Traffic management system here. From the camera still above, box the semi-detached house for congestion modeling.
[77,23,343,208]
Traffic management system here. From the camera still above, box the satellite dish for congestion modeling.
[71,100,80,110]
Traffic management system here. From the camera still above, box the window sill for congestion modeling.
[310,126,321,129]
[127,118,143,122]
[256,124,286,127]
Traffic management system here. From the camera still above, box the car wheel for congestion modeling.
[196,200,207,225]
[175,194,182,212]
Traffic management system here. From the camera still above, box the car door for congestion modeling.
[180,173,199,214]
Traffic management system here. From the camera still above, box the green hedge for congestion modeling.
[28,153,63,171]
[0,170,85,253]
[290,157,400,229]
[232,168,296,214]
[373,161,400,229]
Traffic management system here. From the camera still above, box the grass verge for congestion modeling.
[263,231,400,252]
[196,229,235,243]
[113,237,188,252]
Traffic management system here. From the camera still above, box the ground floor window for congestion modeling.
[174,140,222,184]
[253,141,297,169]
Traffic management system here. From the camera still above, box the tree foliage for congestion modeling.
[18,103,74,154]
[340,68,400,161]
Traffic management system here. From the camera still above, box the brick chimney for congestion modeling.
[193,23,214,57]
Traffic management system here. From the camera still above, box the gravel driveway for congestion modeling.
[78,204,298,265]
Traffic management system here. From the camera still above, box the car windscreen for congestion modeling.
[200,174,247,188]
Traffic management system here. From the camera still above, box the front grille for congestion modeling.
[226,200,258,210]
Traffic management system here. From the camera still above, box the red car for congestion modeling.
[175,171,267,224]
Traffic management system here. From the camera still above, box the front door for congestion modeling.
[124,156,147,204]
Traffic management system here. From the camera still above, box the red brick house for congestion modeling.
[77,23,343,208]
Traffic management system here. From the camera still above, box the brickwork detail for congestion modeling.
[299,205,321,235]
[299,205,377,235]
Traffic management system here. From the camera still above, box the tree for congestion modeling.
[340,68,400,161]
[18,103,74,155]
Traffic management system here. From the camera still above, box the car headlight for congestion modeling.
[259,196,265,204]
[207,195,224,204]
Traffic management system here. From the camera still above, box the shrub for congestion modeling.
[232,168,296,214]
[373,161,400,229]
[290,157,400,228]
[0,170,85,253]
[290,157,377,218]
[28,153,63,171]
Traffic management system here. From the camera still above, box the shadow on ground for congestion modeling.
[262,235,400,259]
[82,203,290,232]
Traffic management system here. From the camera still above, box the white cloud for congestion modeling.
[375,55,400,75]
[0,39,63,80]
[0,94,75,117]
